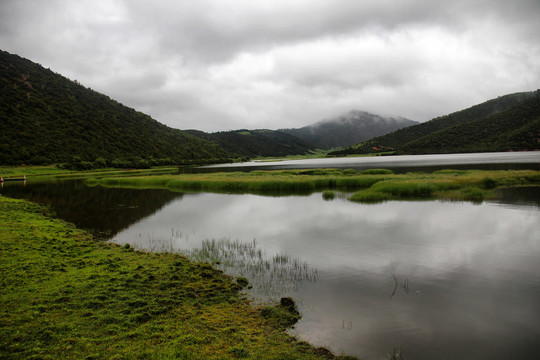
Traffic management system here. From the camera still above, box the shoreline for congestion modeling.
[0,196,358,359]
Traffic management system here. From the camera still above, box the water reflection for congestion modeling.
[494,186,540,209]
[187,238,318,300]
[0,180,182,235]
[111,192,540,360]
[2,179,540,360]
[197,151,540,173]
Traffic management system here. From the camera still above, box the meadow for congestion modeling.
[0,165,180,181]
[2,165,539,358]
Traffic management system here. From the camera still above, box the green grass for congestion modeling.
[0,165,180,182]
[87,168,391,196]
[0,196,358,360]
[322,190,336,200]
[88,168,540,203]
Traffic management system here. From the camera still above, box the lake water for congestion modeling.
[110,192,540,360]
[2,153,540,359]
[199,151,540,173]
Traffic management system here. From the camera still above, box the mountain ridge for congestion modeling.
[0,49,228,166]
[330,91,540,156]
[185,129,317,158]
[280,111,418,149]
[3,49,537,166]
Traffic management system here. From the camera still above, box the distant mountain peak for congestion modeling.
[282,111,418,149]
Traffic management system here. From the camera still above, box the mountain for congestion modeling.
[281,111,418,150]
[330,91,540,155]
[0,50,228,167]
[185,129,317,158]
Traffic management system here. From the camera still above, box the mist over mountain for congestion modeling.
[3,49,536,167]
[281,111,418,150]
[330,91,540,155]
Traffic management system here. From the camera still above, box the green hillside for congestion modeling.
[402,92,540,153]
[330,91,539,155]
[185,129,317,158]
[0,50,228,167]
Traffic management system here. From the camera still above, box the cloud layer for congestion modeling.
[1,0,539,131]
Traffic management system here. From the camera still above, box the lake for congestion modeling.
[199,151,540,173]
[2,153,540,359]
[108,192,540,360]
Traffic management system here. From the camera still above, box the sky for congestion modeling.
[1,0,539,132]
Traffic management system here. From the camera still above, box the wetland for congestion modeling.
[2,153,540,359]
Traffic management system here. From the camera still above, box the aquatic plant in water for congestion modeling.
[387,346,404,360]
[390,273,410,298]
[187,238,319,301]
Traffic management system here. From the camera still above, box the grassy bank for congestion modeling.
[0,196,357,360]
[88,169,540,203]
[1,165,180,182]
[87,169,390,194]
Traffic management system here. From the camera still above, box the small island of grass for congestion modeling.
[88,168,540,203]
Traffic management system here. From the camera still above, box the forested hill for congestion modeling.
[330,91,539,155]
[185,129,317,158]
[281,111,418,150]
[0,50,228,167]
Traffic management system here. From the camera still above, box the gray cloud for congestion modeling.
[1,0,539,131]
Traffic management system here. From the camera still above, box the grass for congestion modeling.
[88,168,540,203]
[87,169,391,195]
[0,196,358,360]
[322,190,336,200]
[350,169,540,203]
[0,165,180,183]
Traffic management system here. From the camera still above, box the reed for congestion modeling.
[349,190,393,203]
[387,346,404,360]
[185,237,318,300]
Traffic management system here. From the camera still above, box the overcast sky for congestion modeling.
[1,0,539,132]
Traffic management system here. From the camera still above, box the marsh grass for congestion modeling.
[322,190,336,200]
[1,165,180,185]
[90,169,540,204]
[349,190,393,203]
[350,170,540,203]
[186,238,319,300]
[0,197,354,360]
[88,168,392,195]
